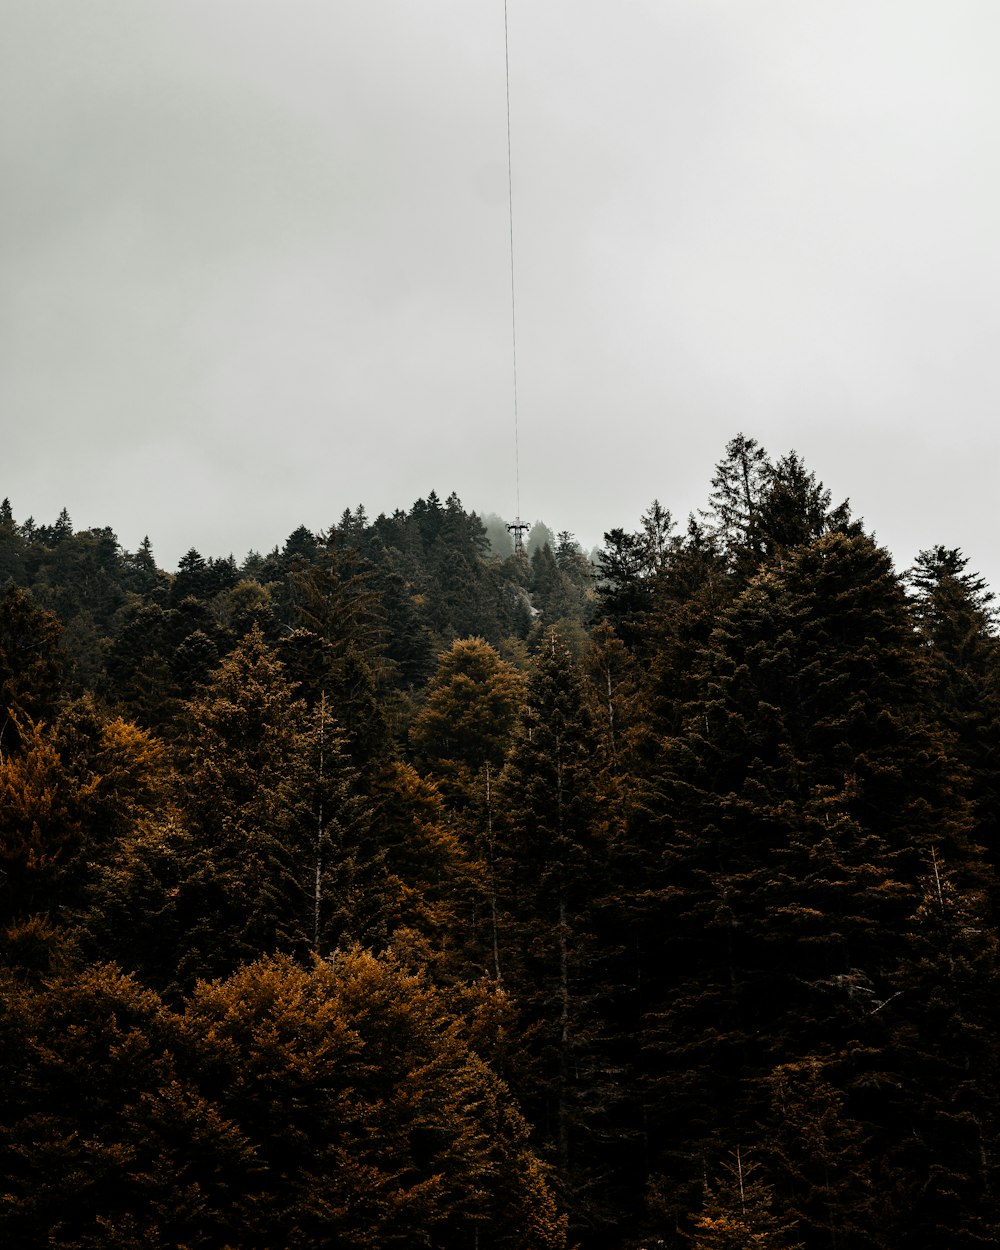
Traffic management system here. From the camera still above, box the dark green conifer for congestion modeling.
[908,546,1000,895]
[0,584,65,753]
[685,1148,803,1250]
[642,531,984,1246]
[498,630,614,1235]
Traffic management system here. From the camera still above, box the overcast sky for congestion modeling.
[4,1,1000,589]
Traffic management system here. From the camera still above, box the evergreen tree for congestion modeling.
[883,849,1000,1247]
[282,523,319,564]
[685,1148,803,1250]
[425,494,500,642]
[753,450,853,564]
[705,437,853,582]
[907,546,1000,897]
[530,538,590,632]
[173,626,313,980]
[170,547,211,604]
[361,760,471,967]
[0,585,65,754]
[0,716,96,925]
[641,531,984,1246]
[280,531,392,761]
[0,498,28,585]
[762,1059,878,1248]
[0,962,257,1249]
[410,637,525,806]
[527,520,557,557]
[704,432,771,570]
[596,526,653,644]
[643,516,732,735]
[0,955,567,1249]
[105,600,183,730]
[121,535,165,596]
[498,631,614,1236]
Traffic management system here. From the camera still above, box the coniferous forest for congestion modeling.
[3,434,1000,1248]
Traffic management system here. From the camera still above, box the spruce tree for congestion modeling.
[497,631,615,1237]
[641,531,985,1246]
[907,546,1000,901]
[173,626,314,980]
[686,1148,803,1250]
[410,636,525,806]
[883,849,1000,1247]
[0,585,65,754]
[0,955,567,1249]
[704,432,771,573]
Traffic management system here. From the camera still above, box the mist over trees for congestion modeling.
[2,436,1000,1248]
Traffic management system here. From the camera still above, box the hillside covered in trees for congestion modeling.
[2,435,999,1248]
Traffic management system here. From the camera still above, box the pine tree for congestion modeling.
[105,600,183,730]
[0,716,96,925]
[685,1148,803,1250]
[174,626,314,979]
[0,962,255,1249]
[498,631,614,1235]
[753,450,853,565]
[356,759,470,962]
[882,849,1000,1247]
[0,498,27,585]
[704,433,771,572]
[0,954,566,1248]
[641,531,983,1246]
[410,636,525,807]
[0,584,65,755]
[425,493,500,642]
[907,546,1000,900]
[280,535,392,764]
[704,437,852,582]
[170,547,211,604]
[762,1059,878,1248]
[121,534,164,596]
[596,526,654,645]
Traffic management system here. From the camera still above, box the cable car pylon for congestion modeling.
[502,1,529,557]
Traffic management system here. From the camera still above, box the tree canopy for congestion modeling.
[2,440,999,1248]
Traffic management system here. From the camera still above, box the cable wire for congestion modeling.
[504,0,521,524]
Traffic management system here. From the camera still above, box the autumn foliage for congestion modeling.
[2,443,1000,1247]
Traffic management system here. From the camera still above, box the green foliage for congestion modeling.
[704,434,854,582]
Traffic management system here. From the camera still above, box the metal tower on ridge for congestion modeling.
[507,516,529,554]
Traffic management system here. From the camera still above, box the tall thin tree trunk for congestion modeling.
[558,889,570,1177]
[313,691,326,950]
[486,762,501,981]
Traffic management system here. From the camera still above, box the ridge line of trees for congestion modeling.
[2,435,999,1248]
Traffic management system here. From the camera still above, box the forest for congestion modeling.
[1,433,999,1249]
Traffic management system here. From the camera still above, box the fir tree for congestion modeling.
[907,546,1000,900]
[0,584,65,754]
[685,1148,802,1250]
[410,636,525,807]
[498,631,615,1235]
[641,532,983,1246]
